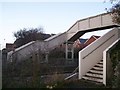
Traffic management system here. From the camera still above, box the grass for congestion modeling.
[3,72,107,88]
[45,79,106,88]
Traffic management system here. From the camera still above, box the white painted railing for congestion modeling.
[45,32,67,50]
[79,28,119,82]
[67,13,115,33]
[103,37,120,85]
[7,41,45,62]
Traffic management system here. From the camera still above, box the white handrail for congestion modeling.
[64,73,77,80]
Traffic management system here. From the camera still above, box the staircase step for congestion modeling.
[90,69,103,74]
[88,71,103,75]
[98,61,103,64]
[82,75,103,83]
[92,67,103,71]
[86,72,103,78]
[95,64,103,67]
[82,60,103,83]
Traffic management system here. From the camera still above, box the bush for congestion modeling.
[109,41,120,88]
[49,48,65,59]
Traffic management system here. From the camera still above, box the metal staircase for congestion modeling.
[82,60,103,83]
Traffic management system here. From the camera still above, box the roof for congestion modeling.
[84,35,100,44]
[79,39,87,44]
[93,35,100,39]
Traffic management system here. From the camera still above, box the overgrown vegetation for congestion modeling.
[48,47,65,59]
[109,40,120,88]
[108,0,120,24]
[2,50,76,88]
[108,0,120,87]
[44,79,106,88]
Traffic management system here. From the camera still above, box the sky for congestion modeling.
[0,0,113,49]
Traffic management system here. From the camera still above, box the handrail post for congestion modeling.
[79,51,82,79]
[103,51,106,85]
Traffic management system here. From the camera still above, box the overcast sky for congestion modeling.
[0,0,113,49]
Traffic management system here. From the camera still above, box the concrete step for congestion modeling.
[89,69,103,75]
[88,71,103,75]
[82,60,103,83]
[98,61,103,64]
[82,75,103,83]
[86,72,103,78]
[92,66,103,71]
[95,63,103,67]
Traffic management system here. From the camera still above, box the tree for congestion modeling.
[106,1,120,88]
[109,0,120,24]
[14,27,52,48]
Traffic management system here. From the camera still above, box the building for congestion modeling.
[73,35,100,50]
[6,43,15,52]
[84,35,100,47]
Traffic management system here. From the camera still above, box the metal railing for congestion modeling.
[64,66,79,80]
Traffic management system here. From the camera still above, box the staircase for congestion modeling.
[79,28,119,85]
[82,60,103,83]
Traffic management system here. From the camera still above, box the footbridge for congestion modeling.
[7,12,120,85]
[7,12,119,63]
[44,12,119,59]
